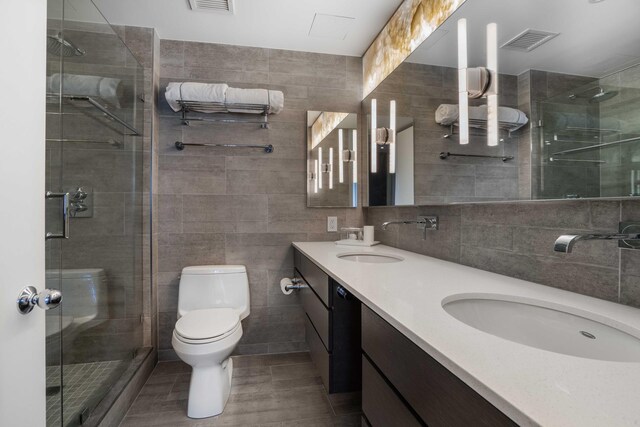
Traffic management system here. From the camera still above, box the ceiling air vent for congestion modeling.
[187,0,234,14]
[500,29,559,52]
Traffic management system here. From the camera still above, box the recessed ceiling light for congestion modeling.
[309,13,355,40]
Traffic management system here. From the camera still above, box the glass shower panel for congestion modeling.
[536,65,640,199]
[45,0,146,425]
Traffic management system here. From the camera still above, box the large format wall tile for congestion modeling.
[156,40,364,359]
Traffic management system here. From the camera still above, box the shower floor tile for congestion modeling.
[120,352,362,426]
[47,360,126,426]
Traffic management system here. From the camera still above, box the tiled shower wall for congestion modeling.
[365,199,640,307]
[156,40,363,359]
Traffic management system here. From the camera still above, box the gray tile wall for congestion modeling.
[156,40,364,359]
[365,199,640,307]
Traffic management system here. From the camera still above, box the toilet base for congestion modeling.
[187,357,233,419]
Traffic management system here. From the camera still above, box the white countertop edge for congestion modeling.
[292,241,640,427]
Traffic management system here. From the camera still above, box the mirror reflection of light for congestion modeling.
[314,159,318,193]
[318,147,323,190]
[371,99,377,172]
[352,129,358,184]
[457,18,469,145]
[329,147,334,190]
[338,129,344,183]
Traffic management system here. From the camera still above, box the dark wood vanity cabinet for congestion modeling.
[361,306,517,427]
[294,249,361,394]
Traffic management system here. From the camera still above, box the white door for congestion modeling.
[0,1,48,426]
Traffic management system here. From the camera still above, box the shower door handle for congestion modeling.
[45,191,70,239]
[17,286,63,314]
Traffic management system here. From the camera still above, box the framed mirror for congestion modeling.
[364,0,640,206]
[307,111,358,207]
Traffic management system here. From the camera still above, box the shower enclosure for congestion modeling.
[536,63,640,199]
[46,1,149,425]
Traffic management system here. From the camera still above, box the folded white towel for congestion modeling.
[226,87,284,114]
[48,73,123,107]
[165,82,228,112]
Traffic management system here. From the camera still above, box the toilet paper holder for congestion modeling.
[285,277,308,291]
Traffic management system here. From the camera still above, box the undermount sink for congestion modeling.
[442,295,640,362]
[337,252,404,264]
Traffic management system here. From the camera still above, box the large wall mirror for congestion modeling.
[364,0,640,206]
[307,111,358,207]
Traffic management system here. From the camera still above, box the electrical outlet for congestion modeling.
[327,216,338,232]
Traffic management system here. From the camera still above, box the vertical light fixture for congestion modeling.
[457,18,469,145]
[314,159,318,193]
[486,22,499,147]
[371,99,377,173]
[318,147,323,189]
[389,100,396,174]
[352,129,358,184]
[338,129,344,183]
[329,147,334,189]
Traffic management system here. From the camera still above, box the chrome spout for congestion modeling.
[554,233,640,253]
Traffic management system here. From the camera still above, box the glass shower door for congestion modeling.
[45,0,146,425]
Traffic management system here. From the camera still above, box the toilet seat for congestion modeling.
[174,308,241,345]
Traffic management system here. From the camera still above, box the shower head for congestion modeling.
[47,33,85,57]
[589,87,618,103]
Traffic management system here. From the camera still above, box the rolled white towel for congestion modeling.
[435,104,459,125]
[164,82,228,112]
[226,87,284,114]
[48,73,123,107]
[436,103,528,130]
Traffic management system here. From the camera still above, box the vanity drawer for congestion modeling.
[362,356,421,427]
[305,315,330,390]
[295,250,330,306]
[362,306,516,427]
[300,279,330,350]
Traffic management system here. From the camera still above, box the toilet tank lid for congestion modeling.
[181,265,246,275]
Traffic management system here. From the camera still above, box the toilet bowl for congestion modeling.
[172,265,250,419]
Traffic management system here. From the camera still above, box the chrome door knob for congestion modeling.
[17,286,63,315]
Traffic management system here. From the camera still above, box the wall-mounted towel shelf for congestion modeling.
[550,135,640,157]
[175,141,274,153]
[442,119,524,139]
[47,93,142,136]
[178,100,271,129]
[439,151,514,162]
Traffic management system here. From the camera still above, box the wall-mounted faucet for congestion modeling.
[554,222,640,253]
[381,216,438,240]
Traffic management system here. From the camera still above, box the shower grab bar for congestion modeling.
[549,157,606,164]
[175,141,274,153]
[439,152,513,162]
[551,135,640,157]
[47,93,142,136]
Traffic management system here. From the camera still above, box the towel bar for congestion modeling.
[439,152,513,162]
[175,141,274,153]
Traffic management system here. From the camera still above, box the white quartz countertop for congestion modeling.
[292,242,640,427]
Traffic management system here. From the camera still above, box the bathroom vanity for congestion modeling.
[293,242,640,427]
[293,250,361,393]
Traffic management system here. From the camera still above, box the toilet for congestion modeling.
[171,265,250,419]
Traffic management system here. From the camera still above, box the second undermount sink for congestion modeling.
[443,294,640,362]
[337,252,404,263]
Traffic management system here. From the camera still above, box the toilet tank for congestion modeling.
[45,268,108,322]
[177,265,250,320]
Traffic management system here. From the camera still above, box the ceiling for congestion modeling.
[407,0,640,78]
[93,0,403,56]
